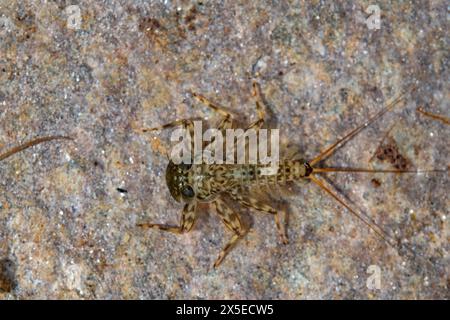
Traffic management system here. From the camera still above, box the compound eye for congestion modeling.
[181,185,195,198]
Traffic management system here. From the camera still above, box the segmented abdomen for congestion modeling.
[192,160,310,200]
[231,159,310,186]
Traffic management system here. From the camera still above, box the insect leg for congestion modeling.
[190,92,233,130]
[229,189,288,244]
[140,118,196,133]
[190,92,234,162]
[140,118,198,160]
[212,197,246,268]
[230,81,267,155]
[248,81,266,130]
[190,92,231,118]
[137,201,197,234]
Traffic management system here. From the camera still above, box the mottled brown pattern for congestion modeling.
[0,1,448,299]
[139,82,432,271]
[0,258,16,293]
[374,137,411,171]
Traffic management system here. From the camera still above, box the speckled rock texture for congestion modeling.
[0,1,448,299]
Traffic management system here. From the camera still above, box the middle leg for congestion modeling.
[228,188,289,244]
[212,197,246,268]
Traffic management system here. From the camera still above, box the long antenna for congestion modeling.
[310,85,417,166]
[313,167,447,174]
[308,174,398,248]
[308,174,436,273]
[0,136,72,161]
[306,84,441,274]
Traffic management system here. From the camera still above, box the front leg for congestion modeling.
[139,118,198,161]
[190,91,234,131]
[137,201,197,234]
[248,81,266,131]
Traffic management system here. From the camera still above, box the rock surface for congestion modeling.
[0,1,448,299]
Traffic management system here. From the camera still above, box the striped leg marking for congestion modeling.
[229,190,288,245]
[138,201,197,234]
[213,198,246,268]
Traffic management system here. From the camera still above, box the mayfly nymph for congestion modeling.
[138,82,443,268]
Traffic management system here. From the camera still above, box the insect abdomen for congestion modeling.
[234,160,309,186]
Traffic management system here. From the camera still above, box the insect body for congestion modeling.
[166,160,312,202]
[139,82,441,268]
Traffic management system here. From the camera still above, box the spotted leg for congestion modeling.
[137,201,197,234]
[213,197,246,268]
[229,188,289,244]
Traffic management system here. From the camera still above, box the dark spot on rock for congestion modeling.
[0,258,17,293]
[0,61,13,83]
[138,16,187,49]
[371,178,381,188]
[139,17,163,34]
[15,7,35,26]
[302,224,317,242]
[74,63,94,85]
[339,88,349,103]
[184,6,198,31]
[117,187,128,194]
[184,7,197,24]
[14,6,37,40]
[375,137,410,170]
